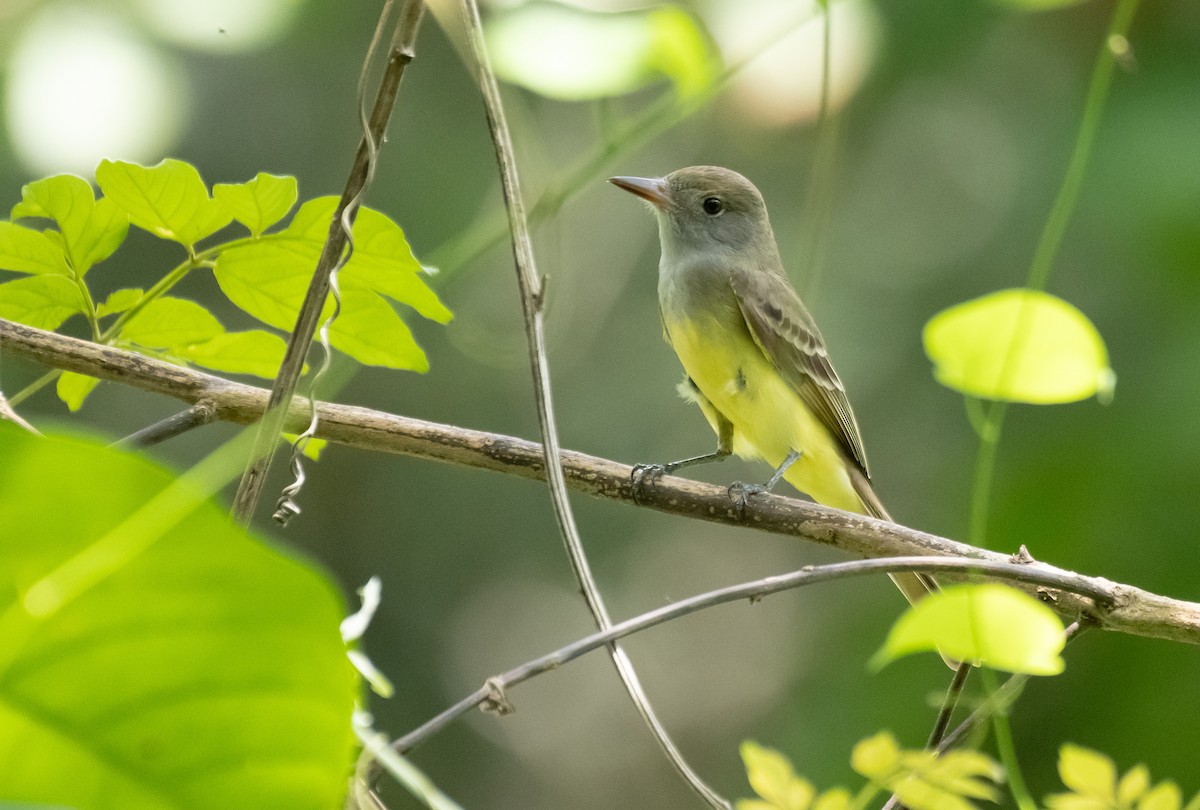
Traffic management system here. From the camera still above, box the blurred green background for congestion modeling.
[2,0,1198,806]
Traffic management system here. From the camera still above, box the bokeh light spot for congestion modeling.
[5,4,186,177]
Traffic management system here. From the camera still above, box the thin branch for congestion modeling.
[113,401,217,448]
[927,662,973,749]
[5,318,1200,647]
[231,0,426,525]
[393,556,1108,754]
[456,2,728,807]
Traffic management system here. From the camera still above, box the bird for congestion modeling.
[610,165,936,607]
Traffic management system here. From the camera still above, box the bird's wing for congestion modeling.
[729,265,871,477]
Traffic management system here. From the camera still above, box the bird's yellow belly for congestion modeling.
[669,319,862,513]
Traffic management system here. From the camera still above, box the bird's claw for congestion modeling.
[631,463,668,504]
[727,480,767,517]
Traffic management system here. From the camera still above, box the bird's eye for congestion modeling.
[701,197,724,216]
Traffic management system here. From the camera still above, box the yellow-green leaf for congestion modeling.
[1141,782,1183,810]
[11,174,129,273]
[212,197,447,371]
[96,158,232,247]
[871,584,1065,674]
[1059,745,1118,801]
[283,433,327,462]
[56,371,100,411]
[278,197,452,324]
[0,428,358,808]
[485,2,718,101]
[175,329,287,378]
[121,296,224,349]
[0,275,84,330]
[851,732,901,780]
[1119,765,1152,806]
[923,288,1114,404]
[0,221,71,276]
[813,788,852,810]
[97,287,144,318]
[740,740,814,810]
[213,172,298,237]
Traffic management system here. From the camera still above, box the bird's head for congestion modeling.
[609,165,776,262]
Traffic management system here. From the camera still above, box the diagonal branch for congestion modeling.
[231,0,425,525]
[4,317,1200,648]
[392,557,1111,755]
[456,2,729,806]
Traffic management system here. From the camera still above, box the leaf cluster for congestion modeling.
[0,159,452,410]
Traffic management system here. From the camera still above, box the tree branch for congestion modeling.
[4,316,1200,646]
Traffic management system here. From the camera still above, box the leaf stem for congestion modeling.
[980,666,1036,810]
[966,0,1138,541]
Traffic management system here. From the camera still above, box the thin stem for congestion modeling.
[968,400,1007,546]
[7,368,58,407]
[456,2,728,806]
[980,666,1036,810]
[927,662,973,749]
[100,256,209,341]
[799,0,840,302]
[966,0,1137,541]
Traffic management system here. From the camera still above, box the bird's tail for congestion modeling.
[849,466,939,607]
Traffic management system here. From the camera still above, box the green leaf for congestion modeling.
[120,296,224,349]
[850,732,901,780]
[283,433,328,462]
[923,288,1115,404]
[56,371,101,411]
[0,275,85,330]
[739,740,815,810]
[96,287,144,317]
[485,2,718,101]
[276,198,452,324]
[95,158,232,248]
[213,197,449,370]
[1059,745,1118,801]
[0,427,358,809]
[331,287,428,372]
[174,329,287,378]
[853,732,1002,810]
[871,583,1065,674]
[213,172,299,237]
[1119,765,1152,806]
[0,221,71,276]
[812,789,852,810]
[11,174,129,274]
[1141,783,1183,810]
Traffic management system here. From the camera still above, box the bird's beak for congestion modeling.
[609,175,671,210]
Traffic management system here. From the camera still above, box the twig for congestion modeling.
[0,390,40,434]
[230,0,425,525]
[456,2,728,807]
[5,318,1200,646]
[393,557,1108,754]
[113,401,217,448]
[927,662,973,749]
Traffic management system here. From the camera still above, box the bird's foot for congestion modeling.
[727,480,768,518]
[630,463,669,505]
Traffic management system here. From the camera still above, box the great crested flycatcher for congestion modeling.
[611,165,935,606]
